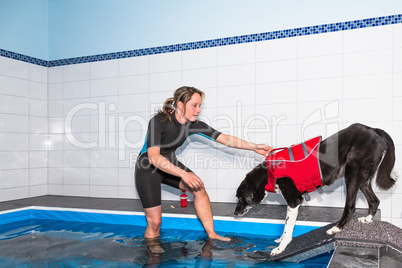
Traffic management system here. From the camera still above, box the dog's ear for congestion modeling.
[244,186,254,204]
[245,193,253,204]
[236,179,248,197]
[254,182,267,202]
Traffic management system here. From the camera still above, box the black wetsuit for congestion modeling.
[135,112,221,208]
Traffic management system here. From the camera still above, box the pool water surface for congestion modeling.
[0,218,332,267]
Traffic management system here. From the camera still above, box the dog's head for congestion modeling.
[234,164,268,216]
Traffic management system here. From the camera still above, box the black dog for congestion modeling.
[234,123,397,256]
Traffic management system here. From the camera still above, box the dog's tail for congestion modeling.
[375,131,397,190]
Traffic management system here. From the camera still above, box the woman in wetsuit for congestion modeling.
[135,86,272,242]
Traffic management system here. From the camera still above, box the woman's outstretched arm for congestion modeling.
[215,133,273,156]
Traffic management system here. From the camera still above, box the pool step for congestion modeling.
[328,219,402,267]
[327,244,402,268]
[248,219,402,265]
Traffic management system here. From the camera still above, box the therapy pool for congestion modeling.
[0,207,333,267]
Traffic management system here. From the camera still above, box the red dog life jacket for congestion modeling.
[265,136,323,197]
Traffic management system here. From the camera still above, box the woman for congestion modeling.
[135,86,272,242]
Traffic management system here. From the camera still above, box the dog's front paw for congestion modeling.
[270,239,290,256]
[270,246,284,256]
[358,215,373,224]
[326,226,342,235]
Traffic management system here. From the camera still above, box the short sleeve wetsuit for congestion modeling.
[135,112,221,208]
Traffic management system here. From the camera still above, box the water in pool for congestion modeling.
[0,218,332,267]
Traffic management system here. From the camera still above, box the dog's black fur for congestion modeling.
[235,123,397,231]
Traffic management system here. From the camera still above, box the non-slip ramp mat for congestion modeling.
[246,222,337,262]
[335,219,402,251]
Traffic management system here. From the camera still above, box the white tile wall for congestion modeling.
[298,55,343,80]
[218,43,256,66]
[182,47,217,70]
[90,59,119,79]
[64,81,90,99]
[0,57,48,201]
[64,63,90,82]
[298,78,343,102]
[0,57,29,79]
[394,23,402,48]
[1,22,402,227]
[149,71,182,93]
[218,64,255,86]
[119,74,149,94]
[256,81,298,105]
[0,76,29,97]
[256,59,297,84]
[343,49,393,76]
[182,68,218,89]
[298,31,343,57]
[343,74,393,99]
[119,56,149,76]
[150,51,182,73]
[394,48,402,73]
[343,98,393,123]
[256,37,298,61]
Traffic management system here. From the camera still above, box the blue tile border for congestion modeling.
[0,49,48,67]
[1,14,401,68]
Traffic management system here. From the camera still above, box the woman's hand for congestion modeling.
[254,144,273,156]
[216,134,273,156]
[180,171,204,191]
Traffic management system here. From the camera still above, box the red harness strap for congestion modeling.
[265,136,323,196]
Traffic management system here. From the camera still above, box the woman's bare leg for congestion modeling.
[144,205,164,253]
[180,182,230,241]
[144,205,162,238]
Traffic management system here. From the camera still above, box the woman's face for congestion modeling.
[180,93,202,122]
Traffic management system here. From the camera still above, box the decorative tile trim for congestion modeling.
[0,49,48,67]
[1,14,401,68]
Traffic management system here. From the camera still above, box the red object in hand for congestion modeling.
[180,190,187,207]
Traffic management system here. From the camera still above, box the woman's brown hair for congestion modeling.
[158,86,205,122]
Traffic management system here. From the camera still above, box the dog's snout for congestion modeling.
[234,205,239,215]
[234,200,242,216]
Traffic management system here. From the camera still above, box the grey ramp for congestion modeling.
[246,222,337,262]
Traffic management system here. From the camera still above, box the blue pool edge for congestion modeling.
[0,206,327,237]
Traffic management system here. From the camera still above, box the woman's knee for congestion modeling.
[192,187,208,198]
[144,206,162,229]
[148,216,162,229]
